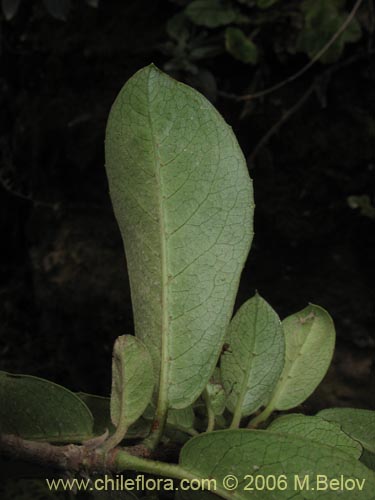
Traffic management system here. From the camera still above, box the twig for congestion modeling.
[0,434,149,473]
[248,50,374,164]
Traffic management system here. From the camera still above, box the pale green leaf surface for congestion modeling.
[110,335,154,429]
[185,0,238,28]
[221,294,284,418]
[318,408,375,453]
[267,304,335,411]
[105,64,254,409]
[179,429,375,500]
[269,414,362,459]
[0,371,93,442]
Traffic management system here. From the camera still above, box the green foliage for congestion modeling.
[179,430,375,499]
[1,66,375,498]
[161,0,367,102]
[296,0,362,64]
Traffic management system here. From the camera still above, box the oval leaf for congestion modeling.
[105,64,254,409]
[225,27,258,64]
[185,0,238,28]
[266,304,335,411]
[179,429,375,500]
[318,408,375,454]
[221,294,284,424]
[110,335,154,429]
[2,0,21,20]
[0,371,93,442]
[269,414,362,459]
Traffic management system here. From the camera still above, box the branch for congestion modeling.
[0,434,149,473]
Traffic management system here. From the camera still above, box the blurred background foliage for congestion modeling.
[0,0,374,434]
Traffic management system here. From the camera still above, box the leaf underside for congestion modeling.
[110,335,154,429]
[221,294,284,418]
[318,408,375,454]
[105,64,254,409]
[268,304,335,411]
[269,413,362,459]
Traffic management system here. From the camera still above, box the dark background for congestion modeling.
[0,0,374,429]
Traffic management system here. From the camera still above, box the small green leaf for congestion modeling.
[297,0,362,64]
[269,414,362,459]
[206,368,226,416]
[266,304,335,411]
[318,408,375,453]
[179,429,375,499]
[257,0,278,8]
[221,294,284,425]
[0,371,94,442]
[110,335,154,430]
[185,0,238,28]
[2,0,21,20]
[225,27,258,64]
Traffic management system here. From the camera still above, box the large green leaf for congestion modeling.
[179,429,375,500]
[221,294,284,425]
[269,414,362,459]
[318,408,375,454]
[110,335,154,430]
[266,304,335,411]
[0,371,93,442]
[105,64,253,409]
[185,0,238,28]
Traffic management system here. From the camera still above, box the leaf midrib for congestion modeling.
[269,314,315,409]
[146,72,170,421]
